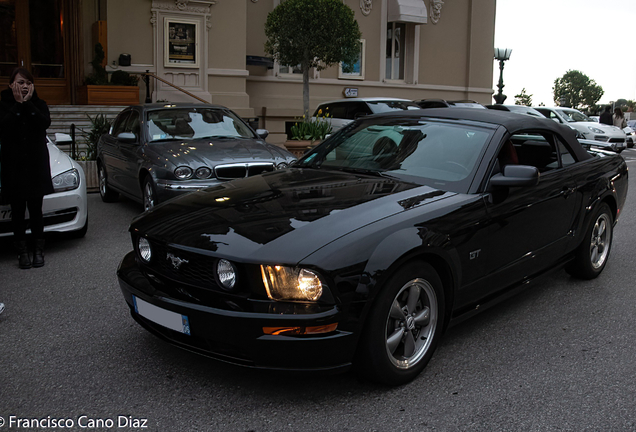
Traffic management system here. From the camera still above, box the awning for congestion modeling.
[388,0,427,24]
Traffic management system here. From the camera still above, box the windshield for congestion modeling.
[557,109,591,123]
[297,119,493,192]
[147,108,255,142]
[366,101,421,114]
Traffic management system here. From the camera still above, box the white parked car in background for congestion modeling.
[534,107,627,152]
[312,97,421,133]
[0,134,88,238]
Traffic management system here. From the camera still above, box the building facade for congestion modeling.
[0,0,496,144]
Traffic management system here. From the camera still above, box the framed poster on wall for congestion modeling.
[164,18,199,68]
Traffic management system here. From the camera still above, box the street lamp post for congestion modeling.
[493,48,512,105]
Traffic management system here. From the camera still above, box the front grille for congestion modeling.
[609,137,626,144]
[214,162,275,180]
[149,243,219,290]
[0,207,78,234]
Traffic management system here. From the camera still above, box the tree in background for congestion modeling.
[553,70,603,110]
[514,88,533,106]
[265,0,361,118]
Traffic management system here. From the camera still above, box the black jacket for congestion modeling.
[0,88,53,204]
[599,111,613,125]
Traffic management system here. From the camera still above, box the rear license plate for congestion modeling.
[132,295,190,335]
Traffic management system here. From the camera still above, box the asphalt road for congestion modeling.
[2,150,636,432]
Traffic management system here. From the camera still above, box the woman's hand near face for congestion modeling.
[23,83,34,102]
[10,82,24,103]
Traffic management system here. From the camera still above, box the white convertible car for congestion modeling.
[0,134,88,238]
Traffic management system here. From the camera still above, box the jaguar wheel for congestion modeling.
[142,176,157,211]
[566,202,613,280]
[356,261,445,386]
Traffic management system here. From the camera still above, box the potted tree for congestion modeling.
[77,43,140,105]
[75,113,112,191]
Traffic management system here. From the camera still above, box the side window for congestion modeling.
[125,111,141,138]
[328,103,349,120]
[556,139,576,167]
[510,133,559,173]
[346,102,372,120]
[111,111,130,136]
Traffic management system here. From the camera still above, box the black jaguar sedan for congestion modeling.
[117,108,628,385]
[97,103,297,211]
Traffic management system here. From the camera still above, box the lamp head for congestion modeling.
[494,48,512,61]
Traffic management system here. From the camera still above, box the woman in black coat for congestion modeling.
[0,67,53,269]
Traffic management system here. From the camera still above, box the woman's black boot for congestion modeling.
[33,239,45,268]
[15,241,31,269]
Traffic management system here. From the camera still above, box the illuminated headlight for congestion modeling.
[588,127,605,134]
[52,168,80,192]
[174,166,193,179]
[138,237,152,262]
[217,259,237,290]
[261,265,323,302]
[195,167,212,179]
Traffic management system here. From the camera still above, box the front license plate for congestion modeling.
[133,295,190,335]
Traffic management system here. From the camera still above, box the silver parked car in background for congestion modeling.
[97,103,297,211]
[312,98,421,133]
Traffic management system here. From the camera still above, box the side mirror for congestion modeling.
[354,112,368,119]
[490,165,539,188]
[54,133,73,144]
[256,129,269,139]
[117,132,137,142]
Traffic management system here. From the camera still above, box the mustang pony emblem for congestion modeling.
[167,252,189,269]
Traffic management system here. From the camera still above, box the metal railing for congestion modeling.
[141,70,208,104]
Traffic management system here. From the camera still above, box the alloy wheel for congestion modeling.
[590,213,611,270]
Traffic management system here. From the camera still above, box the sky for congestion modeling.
[493,0,636,107]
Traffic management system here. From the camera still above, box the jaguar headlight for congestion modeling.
[261,265,323,302]
[174,166,193,179]
[276,162,289,169]
[52,168,80,192]
[138,237,152,262]
[195,167,212,179]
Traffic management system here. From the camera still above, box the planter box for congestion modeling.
[76,160,98,192]
[77,85,139,105]
[284,140,320,158]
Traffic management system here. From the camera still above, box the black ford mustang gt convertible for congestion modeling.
[117,108,628,385]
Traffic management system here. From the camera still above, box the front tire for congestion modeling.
[356,261,445,386]
[566,203,613,279]
[98,164,119,203]
[142,176,157,211]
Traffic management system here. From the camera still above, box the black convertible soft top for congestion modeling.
[370,107,592,161]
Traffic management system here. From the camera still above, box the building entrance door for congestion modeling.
[0,0,80,104]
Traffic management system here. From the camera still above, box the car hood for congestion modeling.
[145,138,293,167]
[47,142,75,176]
[573,122,625,137]
[131,169,456,264]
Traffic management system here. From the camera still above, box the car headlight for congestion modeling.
[276,162,289,169]
[588,126,605,134]
[195,167,212,179]
[52,168,80,192]
[174,166,193,179]
[138,237,152,262]
[261,265,323,302]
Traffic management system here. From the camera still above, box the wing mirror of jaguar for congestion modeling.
[490,165,540,187]
[117,132,137,142]
[256,129,269,139]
